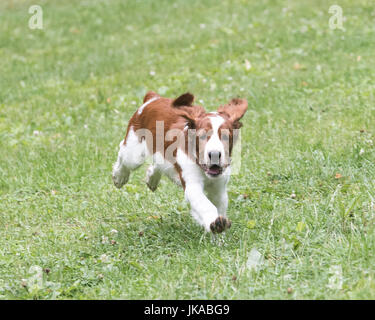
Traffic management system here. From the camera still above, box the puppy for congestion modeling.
[112,91,247,233]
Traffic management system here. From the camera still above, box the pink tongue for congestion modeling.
[208,166,221,175]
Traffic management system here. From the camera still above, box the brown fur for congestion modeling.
[124,91,247,188]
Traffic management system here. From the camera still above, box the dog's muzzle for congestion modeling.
[205,151,223,177]
[208,151,221,165]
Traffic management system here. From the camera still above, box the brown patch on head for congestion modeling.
[194,116,214,165]
[216,120,234,156]
[196,117,213,133]
[172,106,215,167]
[175,105,206,130]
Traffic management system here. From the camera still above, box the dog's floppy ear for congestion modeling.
[218,98,248,129]
[172,92,194,107]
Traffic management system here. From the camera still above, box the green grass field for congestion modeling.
[1,0,375,299]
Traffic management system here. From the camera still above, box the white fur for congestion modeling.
[204,116,226,166]
[146,164,161,191]
[176,149,230,231]
[112,127,148,188]
[147,152,182,188]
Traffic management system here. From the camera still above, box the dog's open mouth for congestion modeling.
[206,164,223,177]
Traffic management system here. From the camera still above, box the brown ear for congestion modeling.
[218,98,248,128]
[143,91,160,103]
[172,92,194,107]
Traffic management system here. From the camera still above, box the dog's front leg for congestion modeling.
[185,182,231,233]
[205,181,229,217]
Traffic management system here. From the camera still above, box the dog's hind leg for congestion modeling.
[112,127,147,188]
[146,164,162,192]
[112,156,130,188]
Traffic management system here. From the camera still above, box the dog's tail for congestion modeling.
[143,91,160,103]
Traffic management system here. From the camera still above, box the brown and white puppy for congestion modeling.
[112,91,247,233]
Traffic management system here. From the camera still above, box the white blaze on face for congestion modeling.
[204,115,225,166]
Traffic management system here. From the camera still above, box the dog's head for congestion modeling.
[174,93,248,178]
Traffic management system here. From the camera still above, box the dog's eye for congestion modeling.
[221,134,229,141]
[199,133,207,140]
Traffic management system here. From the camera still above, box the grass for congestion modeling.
[1,0,375,299]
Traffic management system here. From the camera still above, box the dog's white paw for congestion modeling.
[112,168,129,189]
[146,165,161,192]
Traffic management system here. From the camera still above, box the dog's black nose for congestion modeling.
[208,151,221,164]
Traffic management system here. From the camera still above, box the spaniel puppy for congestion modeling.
[113,92,247,233]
